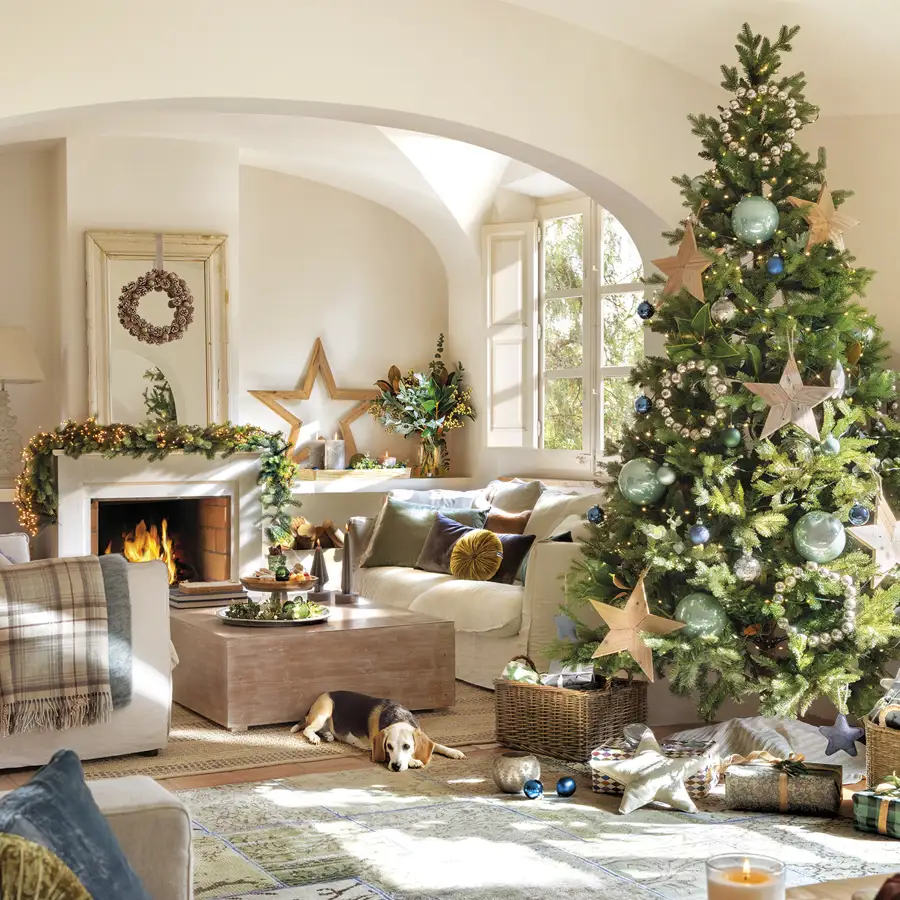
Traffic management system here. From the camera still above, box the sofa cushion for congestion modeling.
[485,479,544,514]
[416,512,473,574]
[525,489,605,540]
[485,509,530,534]
[410,579,523,636]
[493,533,537,585]
[0,532,30,564]
[0,749,151,900]
[388,488,483,509]
[361,499,487,568]
[449,529,503,581]
[357,565,453,610]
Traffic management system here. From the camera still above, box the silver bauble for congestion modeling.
[711,298,737,324]
[829,360,846,398]
[733,553,763,582]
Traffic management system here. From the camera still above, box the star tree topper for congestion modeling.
[651,222,719,304]
[744,352,835,441]
[787,183,859,252]
[589,574,685,682]
[849,492,900,587]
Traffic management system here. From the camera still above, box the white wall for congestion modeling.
[238,166,448,465]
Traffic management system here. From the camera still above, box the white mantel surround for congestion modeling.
[55,451,265,577]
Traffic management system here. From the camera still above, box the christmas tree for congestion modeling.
[554,24,900,720]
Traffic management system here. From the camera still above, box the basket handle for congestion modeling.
[509,654,539,672]
[875,705,900,728]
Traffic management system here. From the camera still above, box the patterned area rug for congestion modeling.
[181,754,900,900]
[81,683,495,780]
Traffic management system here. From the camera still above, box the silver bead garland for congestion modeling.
[657,359,730,438]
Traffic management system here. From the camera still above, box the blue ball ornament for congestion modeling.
[634,395,652,415]
[618,458,666,505]
[848,504,870,526]
[731,196,780,244]
[793,511,846,563]
[722,427,742,448]
[689,524,710,545]
[523,779,544,799]
[675,592,728,637]
[766,255,785,275]
[587,505,605,525]
[556,776,577,798]
[820,435,841,455]
[637,300,655,320]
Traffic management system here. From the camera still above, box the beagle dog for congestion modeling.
[291,690,466,771]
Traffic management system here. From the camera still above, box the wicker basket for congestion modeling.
[494,657,648,762]
[865,715,900,787]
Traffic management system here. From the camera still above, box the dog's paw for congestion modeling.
[408,758,425,768]
[446,749,466,760]
[302,729,321,745]
[322,732,335,743]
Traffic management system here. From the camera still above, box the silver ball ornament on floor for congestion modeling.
[731,196,779,243]
[492,752,541,794]
[618,458,665,505]
[675,592,728,637]
[793,511,846,564]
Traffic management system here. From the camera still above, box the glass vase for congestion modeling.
[416,435,447,478]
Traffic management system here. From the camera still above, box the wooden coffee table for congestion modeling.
[169,599,456,732]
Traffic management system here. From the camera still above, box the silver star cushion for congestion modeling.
[590,732,706,814]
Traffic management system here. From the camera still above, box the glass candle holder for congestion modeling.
[707,855,785,900]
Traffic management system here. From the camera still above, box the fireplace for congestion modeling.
[91,496,231,584]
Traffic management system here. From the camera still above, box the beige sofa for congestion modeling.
[350,481,602,688]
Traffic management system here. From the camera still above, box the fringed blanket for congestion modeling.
[0,556,114,737]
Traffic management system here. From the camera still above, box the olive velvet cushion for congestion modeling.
[449,529,504,581]
[361,498,487,568]
[0,750,150,900]
[0,834,91,900]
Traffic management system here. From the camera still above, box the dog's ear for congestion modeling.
[413,729,435,767]
[372,728,388,763]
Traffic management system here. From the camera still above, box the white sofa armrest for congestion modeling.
[89,776,192,900]
[522,541,583,671]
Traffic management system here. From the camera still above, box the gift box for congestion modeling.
[590,739,719,799]
[725,760,842,815]
[854,790,900,838]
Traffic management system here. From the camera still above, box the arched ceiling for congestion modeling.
[501,0,896,116]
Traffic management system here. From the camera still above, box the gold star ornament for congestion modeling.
[651,222,719,304]
[744,353,834,441]
[590,574,685,682]
[849,493,900,587]
[787,183,859,251]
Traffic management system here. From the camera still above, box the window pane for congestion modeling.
[602,292,644,367]
[544,296,583,369]
[601,377,635,455]
[543,214,583,291]
[544,377,583,450]
[602,211,643,285]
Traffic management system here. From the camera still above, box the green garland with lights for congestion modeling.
[15,419,300,544]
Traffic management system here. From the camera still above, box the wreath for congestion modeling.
[117,268,194,345]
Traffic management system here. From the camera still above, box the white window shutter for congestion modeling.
[482,221,538,448]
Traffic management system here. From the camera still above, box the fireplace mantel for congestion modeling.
[55,451,264,577]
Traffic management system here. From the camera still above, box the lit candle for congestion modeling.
[707,856,785,900]
[324,434,345,470]
[378,449,397,468]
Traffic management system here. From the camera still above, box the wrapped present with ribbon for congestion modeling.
[500,656,541,685]
[724,751,842,816]
[854,773,900,838]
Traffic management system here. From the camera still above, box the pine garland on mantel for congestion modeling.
[15,419,300,543]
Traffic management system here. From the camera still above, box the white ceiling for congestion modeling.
[502,0,899,116]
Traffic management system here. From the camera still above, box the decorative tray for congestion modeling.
[217,607,331,627]
[239,576,318,593]
[179,580,244,595]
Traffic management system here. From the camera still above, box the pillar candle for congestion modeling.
[324,438,345,470]
[706,856,785,900]
[308,438,326,469]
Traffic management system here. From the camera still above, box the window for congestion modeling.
[538,199,645,462]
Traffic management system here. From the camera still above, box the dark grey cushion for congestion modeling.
[416,512,475,574]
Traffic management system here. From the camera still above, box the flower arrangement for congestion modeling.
[369,334,475,477]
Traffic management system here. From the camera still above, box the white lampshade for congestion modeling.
[0,328,44,384]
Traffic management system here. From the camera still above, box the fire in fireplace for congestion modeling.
[92,497,231,585]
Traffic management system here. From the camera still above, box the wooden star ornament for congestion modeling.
[651,222,720,304]
[249,338,377,462]
[849,493,900,587]
[590,574,685,682]
[744,353,835,441]
[787,183,859,251]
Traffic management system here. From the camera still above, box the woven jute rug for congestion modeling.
[81,682,495,780]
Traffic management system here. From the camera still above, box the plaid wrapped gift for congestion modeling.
[854,790,900,838]
[725,759,842,816]
[590,739,719,799]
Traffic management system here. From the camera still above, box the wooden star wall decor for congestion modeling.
[787,183,859,251]
[744,352,834,441]
[849,492,900,587]
[651,222,720,304]
[590,574,685,682]
[249,338,377,462]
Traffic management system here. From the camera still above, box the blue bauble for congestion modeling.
[523,779,544,799]
[587,505,605,525]
[722,427,742,448]
[556,776,577,798]
[766,255,785,275]
[675,592,728,637]
[637,300,655,320]
[634,395,652,415]
[793,511,846,563]
[618,458,665,505]
[689,524,710,545]
[849,504,870,526]
[656,465,676,486]
[820,435,841,455]
[731,196,780,244]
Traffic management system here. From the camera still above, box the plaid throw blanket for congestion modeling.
[0,556,113,736]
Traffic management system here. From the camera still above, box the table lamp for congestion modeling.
[0,328,44,472]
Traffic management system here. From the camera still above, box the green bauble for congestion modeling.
[618,458,665,505]
[675,592,728,637]
[731,196,779,243]
[793,511,846,563]
[722,427,742,448]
